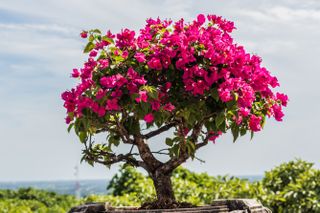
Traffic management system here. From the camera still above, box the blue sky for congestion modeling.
[0,0,319,181]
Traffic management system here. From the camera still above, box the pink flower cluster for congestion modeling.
[62,14,287,135]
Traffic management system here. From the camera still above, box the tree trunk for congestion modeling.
[150,171,176,206]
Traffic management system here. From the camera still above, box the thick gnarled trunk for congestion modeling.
[134,136,190,208]
[151,171,175,204]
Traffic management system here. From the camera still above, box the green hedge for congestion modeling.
[0,159,319,212]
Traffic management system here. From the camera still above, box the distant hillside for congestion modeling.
[0,179,109,197]
[0,175,262,197]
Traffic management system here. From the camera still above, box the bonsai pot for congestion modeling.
[69,199,271,213]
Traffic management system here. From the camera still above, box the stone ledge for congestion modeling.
[69,199,271,213]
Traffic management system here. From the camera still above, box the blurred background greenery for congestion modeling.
[0,159,319,213]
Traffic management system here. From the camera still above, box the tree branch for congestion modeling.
[134,136,163,172]
[195,133,211,150]
[152,148,170,156]
[83,148,147,170]
[142,122,177,139]
[161,120,205,174]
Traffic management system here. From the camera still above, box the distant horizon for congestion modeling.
[0,174,264,183]
[0,175,263,197]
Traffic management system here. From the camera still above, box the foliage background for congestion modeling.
[1,159,319,213]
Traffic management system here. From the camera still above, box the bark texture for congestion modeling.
[151,171,175,205]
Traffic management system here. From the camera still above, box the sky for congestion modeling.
[0,0,319,181]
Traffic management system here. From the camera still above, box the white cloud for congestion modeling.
[238,6,320,23]
[0,23,76,34]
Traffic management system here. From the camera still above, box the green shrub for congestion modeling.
[261,159,320,212]
[106,159,320,212]
[0,159,319,212]
[0,188,79,213]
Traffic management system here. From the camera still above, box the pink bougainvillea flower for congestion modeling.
[116,28,135,49]
[137,36,149,49]
[106,98,119,111]
[96,88,106,100]
[144,113,154,123]
[276,92,289,107]
[233,115,243,125]
[71,69,80,78]
[89,50,97,57]
[239,107,250,117]
[208,131,222,143]
[127,67,138,79]
[151,101,161,111]
[122,50,129,59]
[197,14,206,25]
[249,115,262,132]
[147,57,162,70]
[65,116,72,124]
[183,128,190,136]
[80,31,87,38]
[98,59,109,69]
[134,52,146,63]
[111,90,123,98]
[164,82,172,91]
[100,76,115,88]
[127,82,138,94]
[135,91,148,103]
[272,104,284,121]
[115,74,127,88]
[161,55,171,69]
[219,90,233,102]
[163,103,175,112]
[97,107,106,117]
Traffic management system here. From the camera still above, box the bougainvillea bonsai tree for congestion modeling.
[62,14,288,208]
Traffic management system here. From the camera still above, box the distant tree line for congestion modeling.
[0,159,319,212]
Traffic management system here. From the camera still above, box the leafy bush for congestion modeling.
[261,159,320,212]
[107,166,155,200]
[0,188,79,213]
[106,165,259,205]
[0,159,319,212]
[106,159,320,212]
[83,194,139,207]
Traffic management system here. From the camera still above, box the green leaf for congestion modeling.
[114,55,124,63]
[261,115,266,128]
[148,90,158,99]
[231,126,239,142]
[83,42,95,53]
[186,140,196,158]
[181,110,190,120]
[140,102,150,114]
[88,35,95,42]
[87,160,94,167]
[109,135,120,147]
[79,131,87,143]
[67,123,74,133]
[171,144,180,157]
[124,116,140,135]
[240,128,247,136]
[226,100,236,109]
[211,89,219,102]
[102,36,114,44]
[165,138,174,146]
[154,111,164,127]
[250,131,254,140]
[91,29,101,34]
[215,112,225,128]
